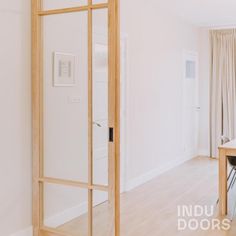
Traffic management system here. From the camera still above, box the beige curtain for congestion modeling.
[210,29,236,157]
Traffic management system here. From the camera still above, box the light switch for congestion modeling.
[68,96,80,104]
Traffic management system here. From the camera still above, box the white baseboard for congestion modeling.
[10,227,33,236]
[198,148,210,157]
[10,192,108,236]
[9,204,87,236]
[125,154,195,192]
[44,201,88,228]
[45,193,108,228]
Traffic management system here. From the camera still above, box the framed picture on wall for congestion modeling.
[53,52,76,87]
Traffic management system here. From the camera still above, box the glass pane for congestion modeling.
[185,60,196,79]
[44,183,88,235]
[43,12,88,182]
[93,0,108,4]
[92,9,109,186]
[42,0,87,11]
[93,191,113,236]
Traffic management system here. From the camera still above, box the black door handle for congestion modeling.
[109,127,114,142]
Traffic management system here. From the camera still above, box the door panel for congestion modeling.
[42,0,88,11]
[93,0,108,4]
[183,52,199,158]
[43,12,89,183]
[32,1,120,235]
[92,9,109,187]
[93,191,112,236]
[44,184,88,235]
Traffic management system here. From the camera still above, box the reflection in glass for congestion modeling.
[93,191,113,236]
[44,183,88,235]
[92,8,109,186]
[42,0,87,11]
[43,12,88,182]
[93,0,108,4]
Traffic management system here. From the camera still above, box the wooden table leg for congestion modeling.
[219,149,227,215]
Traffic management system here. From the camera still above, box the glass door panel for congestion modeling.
[92,8,109,186]
[42,0,88,11]
[93,191,113,236]
[43,11,88,183]
[32,0,119,235]
[44,183,88,235]
[93,0,108,4]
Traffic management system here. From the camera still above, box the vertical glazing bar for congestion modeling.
[108,1,114,231]
[114,0,120,233]
[108,0,120,235]
[39,6,44,231]
[88,1,93,236]
[32,0,43,235]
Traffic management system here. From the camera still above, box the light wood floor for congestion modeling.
[58,157,236,236]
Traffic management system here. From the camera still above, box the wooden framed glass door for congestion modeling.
[32,0,120,235]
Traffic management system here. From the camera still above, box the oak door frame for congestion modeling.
[31,0,120,235]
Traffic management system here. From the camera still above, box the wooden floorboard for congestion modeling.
[56,156,236,236]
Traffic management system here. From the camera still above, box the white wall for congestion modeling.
[0,1,31,236]
[120,0,210,190]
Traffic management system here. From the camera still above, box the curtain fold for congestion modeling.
[210,29,236,157]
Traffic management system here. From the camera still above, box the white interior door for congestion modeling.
[183,51,199,158]
[93,31,127,197]
[93,34,108,184]
[92,32,109,204]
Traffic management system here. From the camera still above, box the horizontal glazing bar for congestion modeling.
[39,177,109,191]
[38,3,108,16]
[40,226,74,236]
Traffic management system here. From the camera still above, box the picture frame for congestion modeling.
[53,52,76,87]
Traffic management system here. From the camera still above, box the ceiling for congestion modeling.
[155,0,236,27]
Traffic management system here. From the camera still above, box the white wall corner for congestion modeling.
[9,227,33,236]
[198,148,210,157]
[124,154,195,192]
